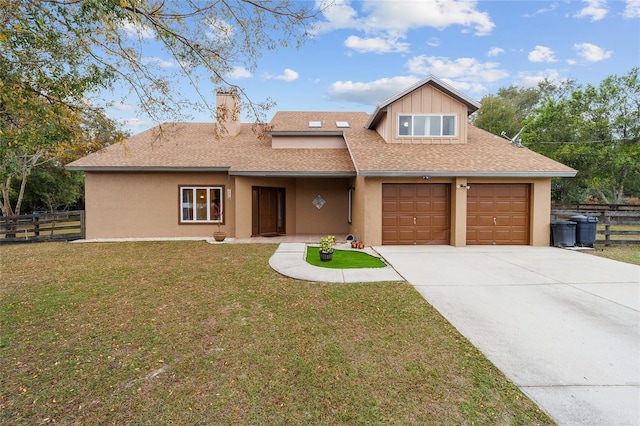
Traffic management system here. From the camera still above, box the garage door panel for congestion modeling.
[399,201,414,212]
[399,186,415,198]
[398,216,415,226]
[382,183,450,245]
[382,215,398,227]
[467,184,530,245]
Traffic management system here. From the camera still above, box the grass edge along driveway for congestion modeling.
[1,242,553,425]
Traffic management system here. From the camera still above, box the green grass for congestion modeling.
[306,247,387,269]
[589,245,640,265]
[0,242,553,425]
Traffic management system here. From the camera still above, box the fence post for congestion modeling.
[604,212,611,247]
[80,211,86,239]
[33,213,40,237]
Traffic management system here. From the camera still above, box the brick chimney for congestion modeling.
[216,90,241,136]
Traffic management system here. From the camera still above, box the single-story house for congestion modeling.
[66,75,576,246]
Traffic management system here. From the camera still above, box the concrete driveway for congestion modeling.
[374,245,640,426]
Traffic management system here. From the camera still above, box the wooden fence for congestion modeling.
[0,211,85,244]
[551,205,640,246]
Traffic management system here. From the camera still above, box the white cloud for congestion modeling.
[142,57,176,68]
[406,55,508,87]
[111,101,136,112]
[427,38,440,47]
[206,19,235,43]
[315,0,495,38]
[522,2,559,17]
[275,68,300,82]
[516,70,563,88]
[228,66,252,79]
[574,0,608,21]
[623,0,640,18]
[573,42,613,62]
[487,47,505,57]
[121,21,154,39]
[344,35,409,53]
[118,117,149,128]
[327,76,422,105]
[528,46,557,63]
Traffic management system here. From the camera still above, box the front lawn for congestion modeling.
[0,242,553,425]
[306,247,387,269]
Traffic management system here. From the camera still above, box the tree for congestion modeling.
[523,69,640,204]
[1,0,320,215]
[471,86,541,138]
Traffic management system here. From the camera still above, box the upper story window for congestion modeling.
[180,186,223,223]
[398,114,457,137]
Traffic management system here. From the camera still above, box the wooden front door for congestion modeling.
[382,183,451,245]
[252,187,285,236]
[466,184,530,245]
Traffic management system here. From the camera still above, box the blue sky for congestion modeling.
[107,0,640,132]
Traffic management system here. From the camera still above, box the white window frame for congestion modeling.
[180,186,224,223]
[397,114,457,137]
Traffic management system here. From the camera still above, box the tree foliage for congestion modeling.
[523,69,640,204]
[472,70,640,204]
[471,86,541,138]
[1,0,320,215]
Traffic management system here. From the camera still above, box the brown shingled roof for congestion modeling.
[67,115,575,178]
[345,123,576,177]
[66,122,356,175]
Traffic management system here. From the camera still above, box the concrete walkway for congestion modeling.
[374,245,640,426]
[268,242,403,283]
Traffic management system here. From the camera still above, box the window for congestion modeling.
[398,114,457,137]
[180,186,223,223]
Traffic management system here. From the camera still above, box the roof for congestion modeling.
[67,119,576,178]
[365,75,482,129]
[347,124,577,177]
[66,122,357,177]
[67,80,575,179]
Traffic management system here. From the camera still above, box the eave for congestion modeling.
[65,166,231,172]
[229,171,356,178]
[269,131,345,136]
[358,170,578,178]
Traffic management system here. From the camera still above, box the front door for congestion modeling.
[252,187,285,236]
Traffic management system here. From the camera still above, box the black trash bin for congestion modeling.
[551,220,576,247]
[570,215,599,247]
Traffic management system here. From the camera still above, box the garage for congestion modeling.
[466,183,530,245]
[382,183,451,245]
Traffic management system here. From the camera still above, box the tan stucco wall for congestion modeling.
[355,176,553,247]
[348,176,366,242]
[233,176,351,238]
[271,135,347,149]
[294,178,351,234]
[234,176,297,238]
[85,172,552,245]
[84,171,235,239]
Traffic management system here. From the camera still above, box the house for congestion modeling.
[66,76,576,246]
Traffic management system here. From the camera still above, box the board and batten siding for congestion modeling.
[385,84,469,145]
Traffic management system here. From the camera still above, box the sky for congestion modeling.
[106,0,640,133]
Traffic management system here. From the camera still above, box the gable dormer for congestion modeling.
[268,111,369,149]
[366,75,480,145]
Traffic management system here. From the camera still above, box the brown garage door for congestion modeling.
[382,183,450,245]
[466,184,530,245]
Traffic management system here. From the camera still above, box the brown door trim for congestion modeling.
[252,186,286,236]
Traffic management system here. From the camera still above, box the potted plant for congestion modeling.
[213,209,226,242]
[318,235,335,261]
